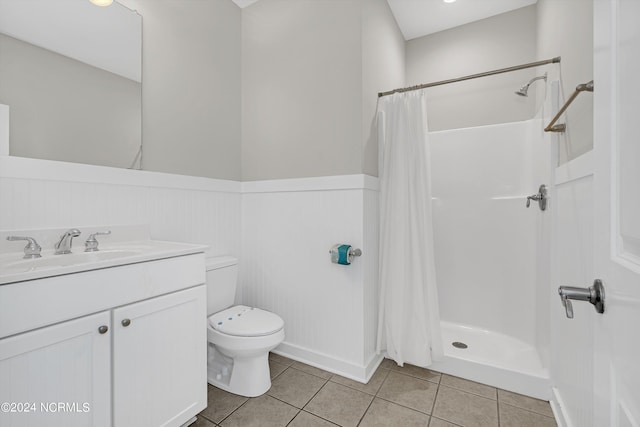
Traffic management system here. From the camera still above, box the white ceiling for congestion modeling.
[232,0,538,41]
[386,0,538,40]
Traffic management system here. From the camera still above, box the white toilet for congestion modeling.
[205,256,285,397]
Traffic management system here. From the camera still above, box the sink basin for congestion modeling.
[2,250,143,274]
[0,240,208,285]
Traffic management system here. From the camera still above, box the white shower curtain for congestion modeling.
[376,90,443,367]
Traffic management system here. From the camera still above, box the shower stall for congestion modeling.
[428,111,552,399]
[378,61,558,400]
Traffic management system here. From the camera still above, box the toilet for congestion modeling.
[205,256,285,397]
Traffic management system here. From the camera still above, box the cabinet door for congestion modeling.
[0,311,111,427]
[113,285,207,427]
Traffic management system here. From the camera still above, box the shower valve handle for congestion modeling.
[526,185,547,211]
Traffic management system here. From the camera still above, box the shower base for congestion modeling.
[429,321,550,400]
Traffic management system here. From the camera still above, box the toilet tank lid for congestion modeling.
[206,256,238,270]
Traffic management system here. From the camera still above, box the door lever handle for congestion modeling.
[558,279,605,319]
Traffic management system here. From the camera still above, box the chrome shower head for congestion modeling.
[515,73,547,97]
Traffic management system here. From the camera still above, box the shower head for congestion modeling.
[515,73,547,97]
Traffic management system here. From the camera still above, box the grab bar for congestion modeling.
[544,80,594,132]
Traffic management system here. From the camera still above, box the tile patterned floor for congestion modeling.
[196,353,557,427]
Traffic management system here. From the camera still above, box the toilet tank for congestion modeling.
[205,256,239,316]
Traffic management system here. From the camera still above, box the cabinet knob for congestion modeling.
[98,325,109,334]
[121,319,131,327]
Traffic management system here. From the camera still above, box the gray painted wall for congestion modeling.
[241,0,404,181]
[121,0,242,180]
[0,33,141,168]
[537,0,593,164]
[405,6,539,132]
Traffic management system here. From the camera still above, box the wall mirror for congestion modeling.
[0,0,142,169]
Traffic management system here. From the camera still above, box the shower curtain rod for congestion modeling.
[378,56,561,98]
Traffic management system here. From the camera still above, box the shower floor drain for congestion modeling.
[451,341,468,349]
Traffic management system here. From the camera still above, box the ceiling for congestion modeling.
[386,0,537,40]
[231,0,538,41]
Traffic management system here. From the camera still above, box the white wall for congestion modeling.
[239,175,380,380]
[120,0,242,180]
[0,157,241,258]
[537,0,593,165]
[241,0,404,181]
[405,6,539,132]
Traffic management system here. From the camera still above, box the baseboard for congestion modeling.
[549,386,572,427]
[272,341,383,383]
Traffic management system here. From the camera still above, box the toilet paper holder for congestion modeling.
[329,244,362,265]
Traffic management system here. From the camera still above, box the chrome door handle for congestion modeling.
[558,279,605,319]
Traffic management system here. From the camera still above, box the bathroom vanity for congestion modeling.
[0,228,208,427]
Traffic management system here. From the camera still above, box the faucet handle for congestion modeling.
[6,236,42,259]
[85,230,111,252]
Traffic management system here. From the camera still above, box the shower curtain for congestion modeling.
[376,90,443,367]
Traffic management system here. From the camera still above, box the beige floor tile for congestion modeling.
[330,366,390,395]
[432,385,498,427]
[288,410,339,426]
[220,395,298,427]
[269,352,295,367]
[199,385,248,424]
[499,402,558,427]
[440,374,497,400]
[269,360,288,380]
[429,417,462,427]
[497,389,554,417]
[379,358,397,370]
[292,361,333,379]
[268,366,327,408]
[377,371,438,414]
[304,381,374,427]
[194,416,218,427]
[391,363,442,384]
[359,397,431,427]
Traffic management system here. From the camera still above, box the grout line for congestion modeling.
[430,378,441,416]
[430,416,464,427]
[283,408,302,427]
[500,401,557,419]
[387,367,442,385]
[497,401,502,427]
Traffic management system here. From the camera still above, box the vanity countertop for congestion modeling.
[0,234,207,285]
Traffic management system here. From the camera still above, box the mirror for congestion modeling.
[0,0,142,169]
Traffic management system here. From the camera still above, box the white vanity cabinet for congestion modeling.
[0,311,112,427]
[0,251,207,427]
[113,285,206,427]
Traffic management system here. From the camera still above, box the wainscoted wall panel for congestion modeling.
[240,176,380,381]
[0,157,241,257]
[362,189,380,375]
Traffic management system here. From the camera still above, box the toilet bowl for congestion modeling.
[205,257,285,397]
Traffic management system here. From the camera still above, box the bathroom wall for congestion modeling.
[0,156,241,258]
[241,0,404,180]
[119,0,242,180]
[405,5,538,132]
[536,0,593,164]
[239,175,380,381]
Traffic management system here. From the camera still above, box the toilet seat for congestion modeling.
[208,305,284,337]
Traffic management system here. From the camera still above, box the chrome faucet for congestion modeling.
[54,229,81,255]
